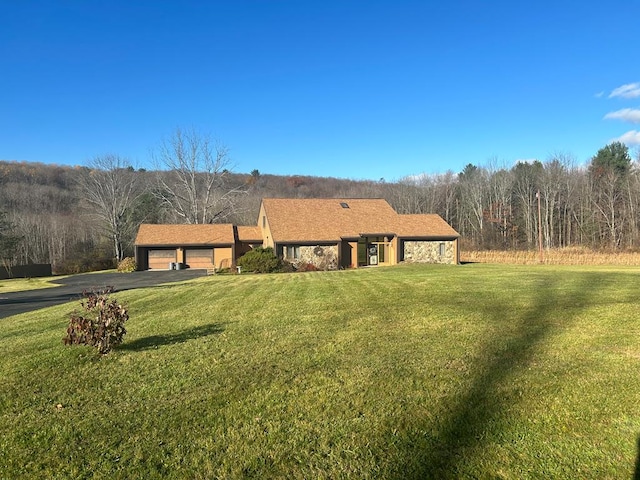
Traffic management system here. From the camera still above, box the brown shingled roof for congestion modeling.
[261,198,458,242]
[263,198,398,242]
[135,200,459,247]
[236,226,262,242]
[134,224,235,246]
[395,214,459,238]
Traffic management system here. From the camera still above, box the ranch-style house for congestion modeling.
[134,198,460,271]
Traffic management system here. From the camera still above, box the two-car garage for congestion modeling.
[146,248,214,270]
[134,224,236,271]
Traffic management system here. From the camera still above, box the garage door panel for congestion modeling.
[148,249,176,270]
[185,248,213,269]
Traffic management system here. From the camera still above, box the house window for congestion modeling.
[262,216,266,228]
[286,245,301,260]
[439,242,446,256]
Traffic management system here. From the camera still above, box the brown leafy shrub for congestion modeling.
[63,288,128,354]
[295,262,318,272]
[117,257,137,272]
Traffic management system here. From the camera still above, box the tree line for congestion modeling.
[390,142,639,252]
[1,129,638,273]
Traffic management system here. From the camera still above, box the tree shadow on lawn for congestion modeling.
[118,323,224,352]
[390,272,632,479]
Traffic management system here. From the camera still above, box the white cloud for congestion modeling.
[594,91,604,98]
[401,173,428,184]
[613,130,640,146]
[603,108,640,123]
[609,83,640,99]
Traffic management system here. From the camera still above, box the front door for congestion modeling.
[357,237,391,266]
[368,243,379,265]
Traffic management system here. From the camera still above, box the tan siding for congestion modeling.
[390,237,399,265]
[214,247,234,270]
[259,203,274,248]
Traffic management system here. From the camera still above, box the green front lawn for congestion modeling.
[0,276,64,294]
[1,264,639,478]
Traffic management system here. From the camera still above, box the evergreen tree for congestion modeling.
[589,141,631,178]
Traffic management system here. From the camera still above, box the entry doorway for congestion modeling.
[357,236,392,266]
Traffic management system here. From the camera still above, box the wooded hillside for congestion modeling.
[1,141,639,273]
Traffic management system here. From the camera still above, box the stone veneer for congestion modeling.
[403,240,455,264]
[298,245,338,270]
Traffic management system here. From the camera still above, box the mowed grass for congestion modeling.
[1,264,639,479]
[0,276,64,294]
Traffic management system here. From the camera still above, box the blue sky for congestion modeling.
[1,1,639,181]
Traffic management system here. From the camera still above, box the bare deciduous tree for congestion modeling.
[153,127,246,224]
[6,140,640,260]
[78,155,139,261]
[0,211,22,274]
[457,164,489,245]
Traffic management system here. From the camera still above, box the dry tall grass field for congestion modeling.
[462,247,640,265]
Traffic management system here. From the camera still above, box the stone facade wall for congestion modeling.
[403,240,456,264]
[298,245,339,270]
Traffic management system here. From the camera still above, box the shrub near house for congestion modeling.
[117,257,137,272]
[237,247,281,273]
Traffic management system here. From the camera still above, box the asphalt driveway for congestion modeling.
[0,270,207,319]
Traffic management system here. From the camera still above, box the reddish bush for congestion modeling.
[295,262,318,272]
